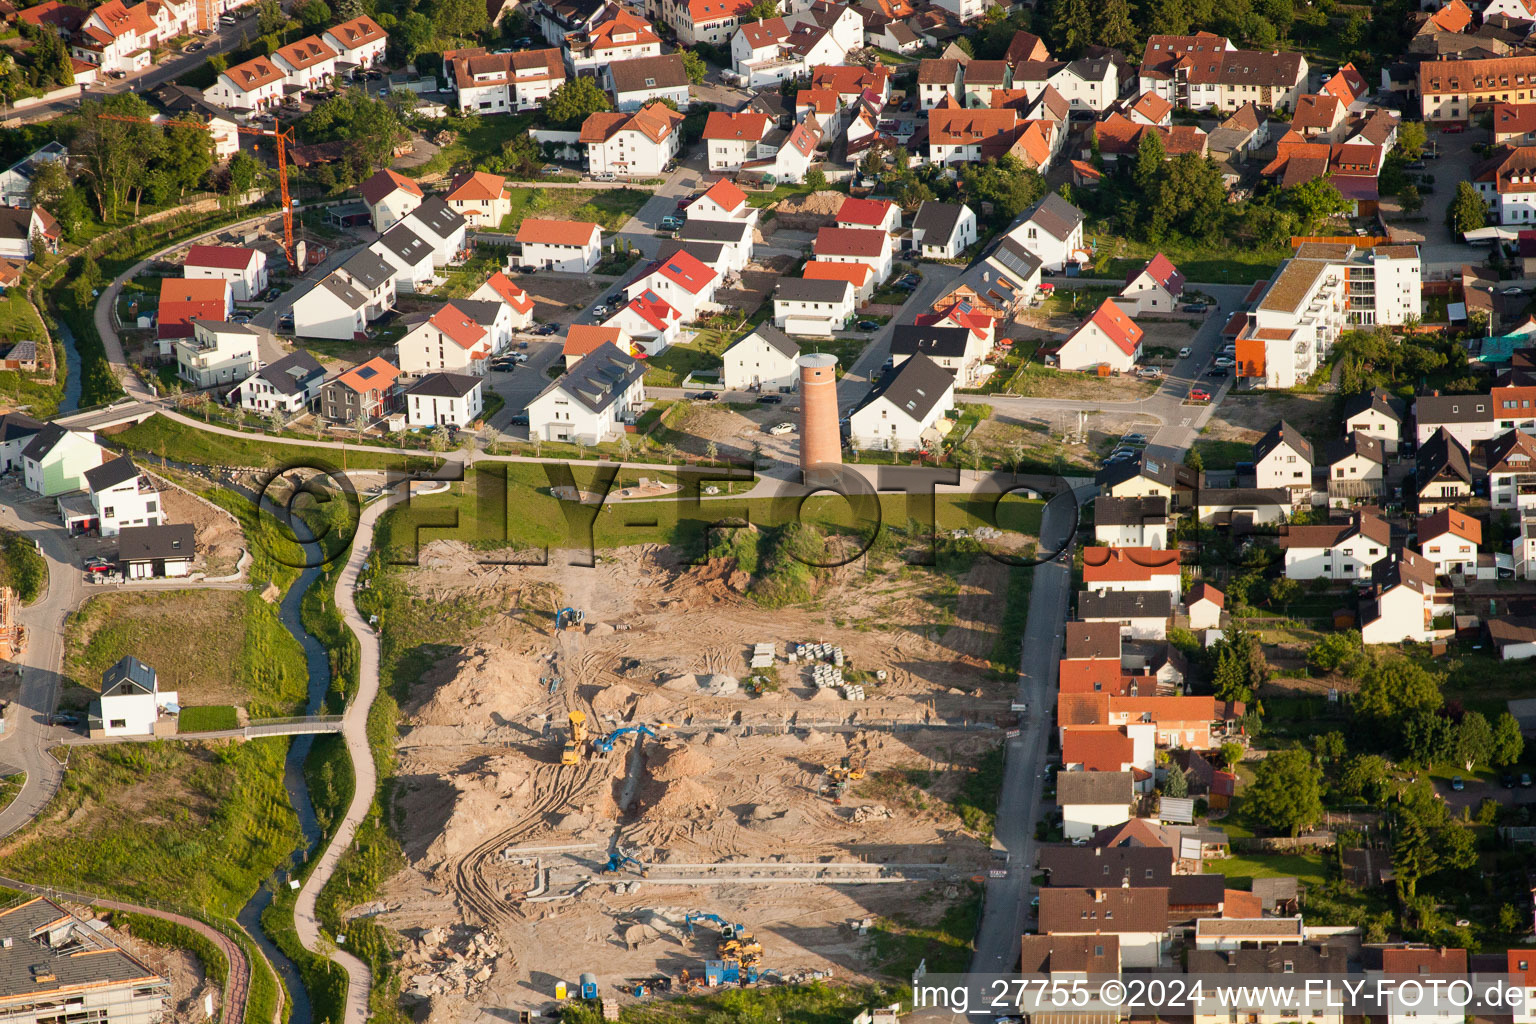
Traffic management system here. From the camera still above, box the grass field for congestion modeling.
[1078,235,1288,286]
[0,293,61,417]
[493,187,650,233]
[63,590,250,708]
[178,705,239,732]
[1203,851,1329,890]
[1188,438,1256,470]
[0,529,45,603]
[108,414,444,472]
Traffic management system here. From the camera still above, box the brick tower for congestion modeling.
[797,352,841,471]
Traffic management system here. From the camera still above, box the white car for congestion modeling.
[767,422,794,435]
[1136,366,1163,378]
[1178,347,1192,358]
[1213,356,1235,368]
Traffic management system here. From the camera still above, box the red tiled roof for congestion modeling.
[480,272,533,313]
[836,196,895,227]
[1062,728,1134,772]
[621,290,681,332]
[1058,658,1129,695]
[1077,297,1143,356]
[803,260,873,287]
[653,249,718,295]
[223,55,284,91]
[274,35,337,71]
[1130,91,1172,123]
[815,226,887,259]
[1187,581,1225,607]
[687,0,751,24]
[701,111,772,141]
[324,14,385,49]
[1427,0,1473,32]
[185,245,258,271]
[446,171,507,203]
[564,324,626,358]
[809,63,889,97]
[516,218,601,246]
[1082,546,1179,583]
[360,168,422,207]
[1418,507,1481,545]
[429,304,489,351]
[336,356,401,394]
[928,107,1018,146]
[1128,253,1185,296]
[694,178,747,213]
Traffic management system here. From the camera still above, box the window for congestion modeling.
[104,506,115,518]
[109,719,127,729]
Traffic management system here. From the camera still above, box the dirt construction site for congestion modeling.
[371,540,1017,1020]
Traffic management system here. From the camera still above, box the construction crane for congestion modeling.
[591,722,671,755]
[97,111,299,267]
[601,846,647,877]
[555,607,585,631]
[561,710,588,766]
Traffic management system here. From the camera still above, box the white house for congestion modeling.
[580,102,685,178]
[802,261,874,304]
[1377,947,1467,1024]
[445,46,567,114]
[568,7,662,78]
[321,15,387,68]
[396,303,493,376]
[271,35,338,91]
[444,171,512,228]
[1119,253,1184,314]
[676,218,753,273]
[0,206,59,261]
[203,55,286,112]
[360,168,424,233]
[1253,421,1314,498]
[1281,510,1391,580]
[813,226,892,284]
[606,53,691,112]
[701,110,774,172]
[469,271,536,330]
[1186,582,1224,630]
[231,350,325,415]
[1081,546,1181,597]
[82,456,160,538]
[292,249,397,340]
[835,196,899,235]
[183,245,268,303]
[117,522,195,581]
[1054,298,1143,373]
[1094,495,1169,549]
[1342,388,1405,454]
[1055,772,1134,840]
[175,319,258,389]
[370,221,438,294]
[723,324,799,392]
[848,352,955,452]
[742,116,821,185]
[909,202,976,260]
[1006,193,1086,272]
[774,277,854,336]
[0,413,42,473]
[22,423,105,497]
[405,372,484,428]
[1360,549,1442,646]
[527,341,646,443]
[1483,429,1536,511]
[889,324,987,385]
[401,197,468,267]
[686,178,757,227]
[917,57,963,110]
[96,656,177,737]
[0,142,68,208]
[605,291,683,353]
[624,249,719,323]
[518,218,602,272]
[1323,431,1386,507]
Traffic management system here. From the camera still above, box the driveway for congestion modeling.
[614,156,715,258]
[832,261,966,410]
[1380,126,1488,274]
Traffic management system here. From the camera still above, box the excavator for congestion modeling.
[591,722,672,755]
[824,753,866,801]
[601,845,648,877]
[561,710,588,766]
[555,607,585,631]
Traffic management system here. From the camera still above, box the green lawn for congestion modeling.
[1204,852,1330,890]
[492,187,651,233]
[1188,438,1255,470]
[0,292,63,417]
[0,530,45,603]
[109,414,444,471]
[643,329,737,388]
[178,705,240,732]
[1082,235,1288,285]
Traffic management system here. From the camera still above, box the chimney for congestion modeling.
[1319,946,1329,958]
[1094,889,1106,903]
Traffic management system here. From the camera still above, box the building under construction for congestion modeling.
[0,896,169,1024]
[0,587,26,660]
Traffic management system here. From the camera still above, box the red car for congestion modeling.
[1442,123,1465,134]
[1188,388,1211,402]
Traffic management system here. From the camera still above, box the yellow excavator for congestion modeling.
[562,710,588,766]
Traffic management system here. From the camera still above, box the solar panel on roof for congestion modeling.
[357,366,377,380]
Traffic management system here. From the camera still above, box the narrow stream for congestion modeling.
[52,315,84,414]
[235,527,329,1024]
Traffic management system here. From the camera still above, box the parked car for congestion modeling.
[899,98,914,111]
[260,287,280,302]
[757,394,783,404]
[1178,346,1191,358]
[517,264,536,273]
[1181,303,1207,313]
[1404,160,1426,170]
[51,712,80,725]
[766,421,794,435]
[896,273,920,289]
[109,69,128,79]
[900,247,918,260]
[1122,432,1149,443]
[1451,776,1465,791]
[1205,366,1228,377]
[1135,366,1162,378]
[230,313,251,324]
[517,340,528,349]
[1213,356,1235,368]
[1504,773,1517,788]
[278,313,294,329]
[186,41,204,51]
[510,414,529,426]
[84,557,114,573]
[691,392,718,401]
[1523,773,1533,788]
[1188,387,1211,401]
[856,320,878,331]
[534,323,558,335]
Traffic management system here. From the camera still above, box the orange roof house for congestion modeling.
[157,278,231,340]
[563,324,630,364]
[1082,546,1180,588]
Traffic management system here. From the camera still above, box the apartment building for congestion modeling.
[1234,243,1420,389]
[1471,145,1536,224]
[1419,55,1536,123]
[445,47,566,113]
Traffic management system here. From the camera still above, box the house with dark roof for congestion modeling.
[1037,884,1168,968]
[1280,508,1391,580]
[1094,495,1169,549]
[1055,773,1136,842]
[1005,193,1085,272]
[1253,419,1315,498]
[0,412,42,472]
[1096,452,1198,509]
[909,201,976,260]
[293,249,398,340]
[22,423,105,497]
[848,352,954,451]
[1415,427,1474,513]
[116,522,194,583]
[405,372,484,428]
[527,341,646,444]
[723,324,799,392]
[606,54,691,111]
[1342,387,1406,452]
[1077,589,1172,639]
[1478,428,1536,509]
[889,324,985,384]
[1322,430,1386,506]
[232,350,326,416]
[934,235,1043,321]
[77,455,158,538]
[773,277,855,337]
[0,896,168,1013]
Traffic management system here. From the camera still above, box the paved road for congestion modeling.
[614,157,713,259]
[833,262,965,409]
[967,483,1085,984]
[292,484,401,1024]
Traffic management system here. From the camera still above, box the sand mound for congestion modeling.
[640,777,716,821]
[661,673,739,697]
[409,645,548,727]
[623,924,658,948]
[592,684,638,718]
[774,190,845,217]
[634,692,675,719]
[416,756,538,867]
[646,742,713,782]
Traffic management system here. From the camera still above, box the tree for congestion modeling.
[681,49,707,84]
[859,146,884,178]
[1493,712,1525,767]
[296,0,330,29]
[1395,121,1427,162]
[1448,181,1487,235]
[393,11,436,61]
[1392,781,1477,898]
[1267,575,1299,610]
[1048,0,1094,55]
[805,167,828,191]
[1284,176,1350,234]
[544,77,611,129]
[961,156,1045,222]
[1245,749,1323,837]
[255,0,287,35]
[160,121,215,200]
[1400,183,1423,217]
[1339,753,1391,804]
[26,158,68,208]
[1211,648,1250,704]
[1307,630,1362,674]
[1312,730,1346,765]
[1133,129,1166,197]
[301,90,409,170]
[1339,12,1364,50]
[1354,657,1443,722]
[1456,710,1494,769]
[433,0,488,39]
[1163,765,1189,798]
[1216,741,1244,770]
[75,93,163,220]
[1094,0,1136,49]
[226,150,266,196]
[1402,709,1455,766]
[748,0,778,16]
[1142,0,1190,34]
